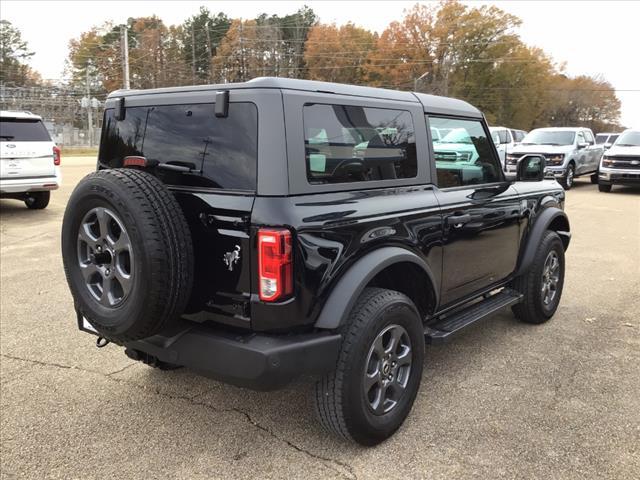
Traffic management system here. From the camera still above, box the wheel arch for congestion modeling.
[515,207,570,277]
[314,247,438,330]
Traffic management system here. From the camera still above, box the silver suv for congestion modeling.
[507,127,603,190]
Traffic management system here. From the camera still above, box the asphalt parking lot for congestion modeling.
[1,157,639,479]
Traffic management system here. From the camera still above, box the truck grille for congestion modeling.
[604,156,640,170]
[434,151,458,162]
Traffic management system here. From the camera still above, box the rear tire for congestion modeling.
[590,172,598,184]
[24,191,50,209]
[314,288,424,446]
[598,183,612,192]
[512,231,565,324]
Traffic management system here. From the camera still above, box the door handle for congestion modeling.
[447,214,472,227]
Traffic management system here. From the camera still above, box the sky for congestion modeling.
[2,0,639,127]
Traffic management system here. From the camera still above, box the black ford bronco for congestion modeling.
[61,78,570,446]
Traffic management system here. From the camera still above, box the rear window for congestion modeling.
[99,103,258,191]
[303,104,417,184]
[0,118,51,142]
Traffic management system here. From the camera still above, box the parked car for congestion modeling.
[490,126,527,169]
[61,78,570,446]
[506,127,603,189]
[0,111,61,209]
[598,128,640,192]
[595,132,620,151]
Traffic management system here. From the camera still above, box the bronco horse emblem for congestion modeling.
[223,245,241,271]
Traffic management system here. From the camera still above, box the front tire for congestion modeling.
[598,183,612,192]
[560,164,575,190]
[314,288,424,446]
[24,191,50,209]
[512,231,565,324]
[590,172,598,184]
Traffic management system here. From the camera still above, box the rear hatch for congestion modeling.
[1,117,55,179]
[98,101,258,329]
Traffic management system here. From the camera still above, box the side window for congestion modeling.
[429,116,502,188]
[303,104,417,184]
[583,130,594,145]
[577,131,586,145]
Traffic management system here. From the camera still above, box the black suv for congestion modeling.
[62,78,570,446]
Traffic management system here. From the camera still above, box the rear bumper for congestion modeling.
[81,315,341,390]
[0,169,61,194]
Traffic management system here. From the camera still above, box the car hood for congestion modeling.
[433,143,476,152]
[510,144,575,155]
[606,145,640,157]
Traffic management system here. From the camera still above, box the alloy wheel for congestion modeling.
[77,207,134,307]
[363,324,413,415]
[541,250,560,306]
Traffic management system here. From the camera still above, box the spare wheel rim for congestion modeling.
[76,207,134,307]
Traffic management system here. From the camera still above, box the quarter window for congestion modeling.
[429,116,502,188]
[303,104,417,184]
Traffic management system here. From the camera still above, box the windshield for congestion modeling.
[439,128,472,144]
[614,130,640,147]
[0,118,51,141]
[521,130,575,146]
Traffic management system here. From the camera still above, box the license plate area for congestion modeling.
[76,311,98,335]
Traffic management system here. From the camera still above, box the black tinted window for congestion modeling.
[303,104,417,184]
[0,119,51,141]
[429,116,502,188]
[99,103,258,190]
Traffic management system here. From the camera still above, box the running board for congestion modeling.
[424,289,523,345]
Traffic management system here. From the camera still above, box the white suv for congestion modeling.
[490,126,527,169]
[1,111,61,209]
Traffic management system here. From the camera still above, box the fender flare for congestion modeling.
[314,247,438,330]
[515,207,570,277]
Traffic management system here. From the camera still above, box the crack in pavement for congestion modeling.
[0,353,357,480]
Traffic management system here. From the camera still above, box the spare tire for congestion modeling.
[61,168,194,342]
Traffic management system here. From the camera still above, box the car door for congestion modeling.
[575,130,589,174]
[428,116,521,306]
[582,130,600,171]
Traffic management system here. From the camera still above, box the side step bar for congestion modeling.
[425,288,523,345]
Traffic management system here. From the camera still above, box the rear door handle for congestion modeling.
[447,214,472,227]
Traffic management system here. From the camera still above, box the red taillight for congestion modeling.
[258,228,293,302]
[53,146,61,166]
[123,156,147,167]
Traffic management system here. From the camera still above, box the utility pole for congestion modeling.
[239,21,245,82]
[86,66,93,147]
[205,23,212,83]
[191,25,197,84]
[121,25,130,89]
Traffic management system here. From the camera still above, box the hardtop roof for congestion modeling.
[0,110,43,120]
[107,77,482,118]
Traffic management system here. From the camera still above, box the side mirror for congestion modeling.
[516,154,546,182]
[577,142,588,149]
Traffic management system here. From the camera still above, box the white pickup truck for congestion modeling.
[506,127,603,190]
[0,111,61,209]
